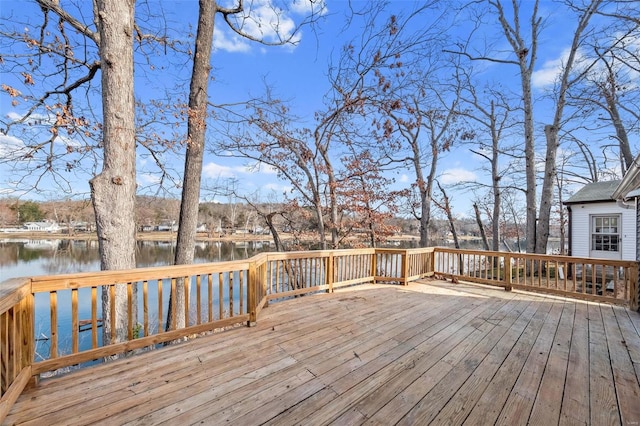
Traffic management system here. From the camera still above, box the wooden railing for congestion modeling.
[433,248,638,308]
[0,278,34,420]
[0,246,637,421]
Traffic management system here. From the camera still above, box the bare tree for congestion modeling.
[166,1,324,330]
[536,0,603,254]
[459,78,517,252]
[487,0,541,254]
[473,202,491,251]
[433,180,460,249]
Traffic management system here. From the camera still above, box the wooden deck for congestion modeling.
[5,280,640,425]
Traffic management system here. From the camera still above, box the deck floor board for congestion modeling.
[5,280,640,426]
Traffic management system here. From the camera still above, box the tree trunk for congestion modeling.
[490,104,501,252]
[536,124,559,254]
[90,0,136,345]
[169,0,215,331]
[313,192,327,250]
[522,72,537,254]
[437,182,460,249]
[605,90,633,173]
[265,212,284,252]
[473,203,490,251]
[419,187,430,247]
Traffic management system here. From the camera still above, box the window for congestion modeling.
[591,215,620,252]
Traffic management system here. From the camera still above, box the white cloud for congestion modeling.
[532,48,587,89]
[399,174,409,183]
[261,182,291,192]
[137,173,162,185]
[247,161,278,174]
[55,134,82,148]
[214,0,327,53]
[0,134,27,158]
[203,161,240,178]
[203,160,281,178]
[5,111,55,125]
[214,29,251,53]
[439,168,477,185]
[290,0,327,16]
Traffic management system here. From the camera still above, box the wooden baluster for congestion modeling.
[184,276,189,328]
[127,282,133,341]
[248,263,256,325]
[50,291,58,358]
[91,286,98,348]
[229,272,234,318]
[143,281,149,338]
[196,275,202,325]
[72,288,79,353]
[208,274,213,322]
[218,273,223,320]
[328,254,335,291]
[170,278,177,331]
[239,270,244,315]
[109,285,116,343]
[157,279,163,334]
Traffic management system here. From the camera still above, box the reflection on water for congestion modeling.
[0,237,544,282]
[0,239,277,281]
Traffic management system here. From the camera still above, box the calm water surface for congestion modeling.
[0,238,275,282]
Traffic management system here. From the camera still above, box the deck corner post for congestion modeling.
[505,253,513,292]
[371,251,377,284]
[402,250,409,286]
[631,261,639,312]
[430,248,437,276]
[248,261,257,325]
[327,253,335,293]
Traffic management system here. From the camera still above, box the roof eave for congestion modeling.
[613,154,640,199]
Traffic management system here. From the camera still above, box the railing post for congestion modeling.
[327,253,334,293]
[631,261,639,312]
[402,250,409,286]
[371,251,377,284]
[505,253,513,292]
[248,261,257,326]
[430,249,437,276]
[262,259,269,308]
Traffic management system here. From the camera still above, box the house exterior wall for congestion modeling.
[569,201,636,261]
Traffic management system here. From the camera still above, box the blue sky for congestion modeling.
[1,0,638,218]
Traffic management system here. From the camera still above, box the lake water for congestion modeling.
[0,238,276,282]
[0,236,537,283]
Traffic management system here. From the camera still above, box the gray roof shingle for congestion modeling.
[564,180,621,204]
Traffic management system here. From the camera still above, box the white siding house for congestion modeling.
[22,221,61,233]
[564,180,636,261]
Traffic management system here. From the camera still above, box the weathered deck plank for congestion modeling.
[5,280,640,426]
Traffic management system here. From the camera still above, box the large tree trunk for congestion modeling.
[169,0,215,331]
[521,73,537,254]
[314,197,327,250]
[490,105,501,252]
[474,203,490,251]
[604,90,633,173]
[90,0,136,345]
[419,187,430,247]
[491,0,539,253]
[536,124,559,254]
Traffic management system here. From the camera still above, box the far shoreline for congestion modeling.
[0,230,422,244]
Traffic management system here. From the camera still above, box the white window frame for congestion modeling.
[590,215,620,253]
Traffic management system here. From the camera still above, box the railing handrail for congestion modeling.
[0,246,637,423]
[0,277,31,314]
[433,246,637,267]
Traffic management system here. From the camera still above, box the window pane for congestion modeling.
[591,216,620,252]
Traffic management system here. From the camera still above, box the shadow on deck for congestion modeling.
[6,280,640,425]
